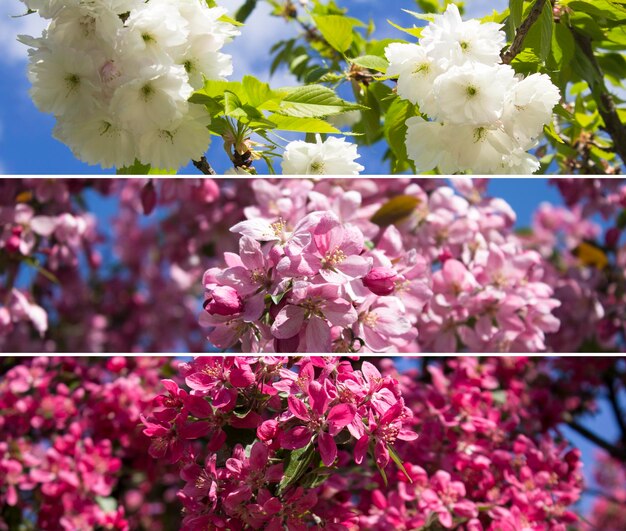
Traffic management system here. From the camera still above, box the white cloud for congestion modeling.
[0,1,47,64]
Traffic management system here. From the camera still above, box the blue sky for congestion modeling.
[0,0,507,175]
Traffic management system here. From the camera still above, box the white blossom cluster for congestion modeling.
[282,134,364,175]
[20,0,238,170]
[385,4,561,174]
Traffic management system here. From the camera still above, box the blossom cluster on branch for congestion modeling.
[0,357,180,530]
[386,5,560,174]
[20,0,237,170]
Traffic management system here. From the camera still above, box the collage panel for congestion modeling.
[0,356,625,530]
[0,177,626,354]
[0,177,625,354]
[1,0,624,176]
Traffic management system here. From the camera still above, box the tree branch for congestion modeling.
[566,418,626,462]
[606,375,626,445]
[192,157,217,175]
[571,30,626,165]
[501,0,548,65]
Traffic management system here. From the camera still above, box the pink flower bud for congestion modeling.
[5,234,21,254]
[205,286,243,316]
[141,181,157,216]
[605,227,621,248]
[363,267,398,296]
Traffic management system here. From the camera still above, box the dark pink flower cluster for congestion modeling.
[0,357,179,530]
[358,357,584,530]
[140,356,418,529]
[137,356,591,530]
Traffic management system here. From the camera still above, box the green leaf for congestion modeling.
[388,445,413,483]
[117,160,151,174]
[563,0,626,21]
[267,115,341,133]
[538,0,554,61]
[552,22,575,70]
[350,55,389,73]
[235,0,257,22]
[543,122,565,144]
[278,443,316,494]
[193,80,246,102]
[312,14,357,53]
[218,13,244,27]
[278,85,364,118]
[509,0,524,29]
[402,9,435,22]
[375,460,388,487]
[387,19,423,38]
[223,90,248,120]
[617,209,626,230]
[371,195,421,226]
[383,98,416,168]
[22,256,59,284]
[95,497,117,513]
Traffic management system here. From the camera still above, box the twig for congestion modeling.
[192,157,217,175]
[501,0,548,65]
[585,487,626,507]
[566,418,626,462]
[571,30,626,165]
[605,375,626,445]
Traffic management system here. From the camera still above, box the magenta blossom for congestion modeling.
[280,380,356,466]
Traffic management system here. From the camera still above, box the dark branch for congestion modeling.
[192,157,217,175]
[572,30,626,165]
[501,0,548,65]
[606,375,626,445]
[566,419,626,462]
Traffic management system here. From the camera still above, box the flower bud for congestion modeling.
[205,286,243,316]
[363,267,398,296]
[605,227,621,249]
[141,181,157,216]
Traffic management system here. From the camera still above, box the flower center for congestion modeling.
[473,127,488,143]
[271,219,285,236]
[142,32,156,44]
[363,312,378,328]
[466,85,478,97]
[310,160,325,174]
[413,62,430,75]
[323,248,346,267]
[380,424,399,444]
[460,40,470,51]
[141,83,154,101]
[65,74,81,93]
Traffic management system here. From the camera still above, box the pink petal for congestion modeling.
[288,396,310,421]
[179,421,211,440]
[323,299,357,328]
[249,442,269,470]
[354,435,369,464]
[313,215,341,255]
[305,315,331,352]
[327,403,356,434]
[317,432,337,467]
[280,426,312,450]
[271,305,306,339]
[361,361,382,385]
[308,380,330,415]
